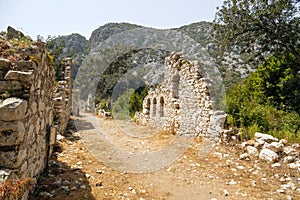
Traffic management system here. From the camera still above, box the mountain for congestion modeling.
[46,22,256,101]
[89,23,142,49]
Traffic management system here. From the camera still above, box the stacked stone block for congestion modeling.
[53,58,73,135]
[0,42,55,181]
[136,53,225,140]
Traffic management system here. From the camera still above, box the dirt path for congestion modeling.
[30,112,300,200]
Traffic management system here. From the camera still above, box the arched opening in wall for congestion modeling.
[145,98,151,115]
[159,96,164,117]
[171,73,180,98]
[152,98,157,117]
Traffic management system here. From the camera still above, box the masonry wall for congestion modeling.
[0,28,73,199]
[0,41,55,182]
[53,58,73,135]
[136,53,225,140]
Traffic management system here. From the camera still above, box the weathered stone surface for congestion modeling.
[0,81,22,92]
[283,146,299,156]
[6,26,25,40]
[135,53,224,139]
[239,153,250,160]
[254,138,265,149]
[254,132,279,143]
[247,146,259,157]
[259,148,278,163]
[0,58,11,68]
[0,121,25,146]
[0,150,19,168]
[0,97,27,121]
[283,156,295,164]
[4,70,34,82]
[15,60,37,71]
[267,142,284,153]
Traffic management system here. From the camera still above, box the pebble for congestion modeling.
[237,166,245,170]
[229,179,237,185]
[272,163,281,168]
[39,191,53,198]
[276,189,286,193]
[223,189,229,196]
[96,182,103,187]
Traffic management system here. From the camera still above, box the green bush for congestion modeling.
[226,54,300,142]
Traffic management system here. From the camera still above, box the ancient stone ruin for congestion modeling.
[0,27,73,199]
[0,42,55,183]
[53,58,73,135]
[136,53,225,140]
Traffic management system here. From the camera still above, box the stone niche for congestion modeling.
[135,53,225,140]
[0,42,55,182]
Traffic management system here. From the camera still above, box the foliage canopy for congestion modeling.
[214,0,300,61]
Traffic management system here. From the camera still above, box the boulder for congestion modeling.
[267,142,284,153]
[259,148,278,163]
[254,138,265,149]
[283,156,295,164]
[254,132,279,143]
[283,146,299,157]
[0,98,28,121]
[247,146,259,157]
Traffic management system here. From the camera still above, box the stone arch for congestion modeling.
[152,97,157,117]
[159,96,165,117]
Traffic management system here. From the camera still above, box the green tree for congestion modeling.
[128,85,149,117]
[214,0,300,61]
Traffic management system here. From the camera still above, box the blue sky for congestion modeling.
[0,0,223,39]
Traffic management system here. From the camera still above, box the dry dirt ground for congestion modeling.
[29,113,300,200]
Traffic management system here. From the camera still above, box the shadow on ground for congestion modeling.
[29,116,96,200]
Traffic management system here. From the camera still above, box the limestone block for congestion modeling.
[0,81,22,92]
[31,102,37,114]
[4,70,34,82]
[259,148,278,163]
[0,58,11,68]
[0,97,28,121]
[247,146,259,157]
[283,146,299,157]
[0,121,25,146]
[15,61,37,71]
[0,150,19,168]
[254,139,265,149]
[267,142,284,153]
[39,101,45,111]
[254,132,279,143]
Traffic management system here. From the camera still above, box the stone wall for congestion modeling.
[53,58,73,135]
[0,27,73,199]
[0,41,55,183]
[136,53,225,140]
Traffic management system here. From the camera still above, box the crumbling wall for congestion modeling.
[0,27,74,200]
[53,58,73,135]
[0,41,55,182]
[136,53,225,140]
